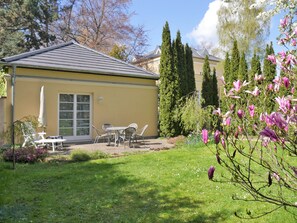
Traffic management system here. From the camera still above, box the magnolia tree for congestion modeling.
[202,1,297,218]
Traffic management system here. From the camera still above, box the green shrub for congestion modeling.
[89,151,109,159]
[71,150,109,162]
[70,150,91,162]
[3,147,48,163]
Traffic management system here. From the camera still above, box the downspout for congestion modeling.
[11,65,16,169]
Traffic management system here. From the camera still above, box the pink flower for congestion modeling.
[245,86,260,96]
[275,96,291,113]
[233,80,241,92]
[260,127,278,142]
[208,166,215,180]
[221,137,226,149]
[267,55,276,64]
[237,110,244,119]
[223,117,231,126]
[273,172,280,182]
[278,51,286,60]
[254,74,264,82]
[214,130,220,144]
[292,39,297,47]
[280,17,288,28]
[248,105,255,117]
[201,129,208,144]
[267,84,274,91]
[282,77,290,88]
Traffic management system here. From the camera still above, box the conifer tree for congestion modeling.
[185,44,196,95]
[263,42,276,82]
[250,51,262,86]
[263,42,277,113]
[159,22,176,137]
[238,52,248,81]
[201,55,212,108]
[230,40,240,83]
[223,52,231,86]
[212,68,219,108]
[173,31,185,99]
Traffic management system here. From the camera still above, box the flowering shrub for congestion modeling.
[202,1,297,217]
[3,147,48,163]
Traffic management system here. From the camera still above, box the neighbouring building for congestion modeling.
[133,46,223,101]
[0,41,159,144]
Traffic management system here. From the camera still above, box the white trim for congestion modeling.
[16,75,157,90]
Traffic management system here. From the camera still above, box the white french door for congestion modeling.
[59,94,91,140]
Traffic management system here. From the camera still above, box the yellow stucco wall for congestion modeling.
[3,67,158,142]
[135,56,224,98]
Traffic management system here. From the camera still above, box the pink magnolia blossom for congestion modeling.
[260,127,278,142]
[280,17,288,28]
[282,77,290,88]
[220,76,226,85]
[233,80,241,92]
[214,130,220,144]
[254,74,264,82]
[201,129,208,144]
[267,84,274,91]
[267,55,276,64]
[248,105,255,117]
[275,96,291,113]
[237,110,244,119]
[292,39,297,47]
[245,86,260,96]
[223,117,231,126]
[208,166,215,180]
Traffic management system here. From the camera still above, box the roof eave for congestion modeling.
[4,63,160,80]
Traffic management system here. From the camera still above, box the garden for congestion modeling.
[0,141,296,222]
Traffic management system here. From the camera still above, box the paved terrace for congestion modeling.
[50,138,175,156]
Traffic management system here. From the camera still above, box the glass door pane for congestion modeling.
[59,94,74,136]
[59,94,91,139]
[76,95,90,136]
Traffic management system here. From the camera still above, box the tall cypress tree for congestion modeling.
[201,55,212,108]
[223,52,231,86]
[159,22,176,137]
[238,51,248,81]
[230,40,240,83]
[173,31,185,99]
[185,44,196,95]
[250,51,262,86]
[263,42,276,82]
[212,67,219,108]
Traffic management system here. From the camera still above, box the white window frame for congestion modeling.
[58,93,92,141]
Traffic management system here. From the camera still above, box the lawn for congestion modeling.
[0,143,296,222]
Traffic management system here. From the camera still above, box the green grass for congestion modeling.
[0,143,296,222]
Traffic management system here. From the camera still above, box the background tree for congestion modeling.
[211,68,219,108]
[201,55,212,108]
[216,0,271,57]
[230,40,240,83]
[250,51,262,85]
[55,0,147,61]
[263,42,276,82]
[159,22,176,137]
[185,44,196,95]
[0,0,58,57]
[238,51,248,82]
[109,44,128,61]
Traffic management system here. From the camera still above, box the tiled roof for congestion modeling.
[1,41,159,80]
[134,46,221,62]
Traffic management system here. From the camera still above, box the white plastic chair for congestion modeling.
[92,125,113,144]
[135,124,148,142]
[21,122,42,148]
[128,123,138,130]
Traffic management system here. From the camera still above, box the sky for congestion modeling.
[130,0,284,56]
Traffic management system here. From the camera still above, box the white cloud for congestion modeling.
[188,0,222,49]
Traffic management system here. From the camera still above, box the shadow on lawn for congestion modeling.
[0,161,233,222]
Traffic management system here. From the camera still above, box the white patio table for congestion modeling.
[35,138,66,152]
[105,126,127,146]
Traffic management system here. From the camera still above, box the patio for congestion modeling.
[49,138,175,156]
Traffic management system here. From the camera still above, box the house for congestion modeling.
[0,41,159,143]
[133,46,223,100]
